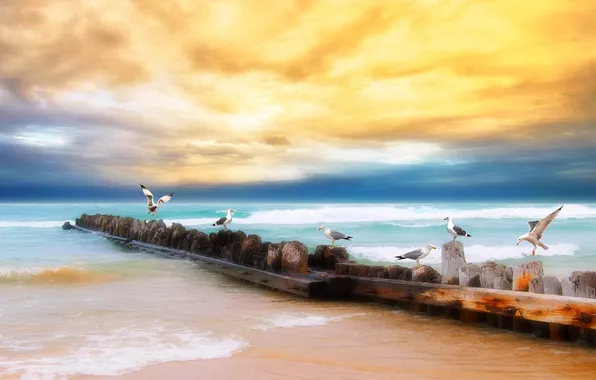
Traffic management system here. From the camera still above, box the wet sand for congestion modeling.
[81,302,596,380]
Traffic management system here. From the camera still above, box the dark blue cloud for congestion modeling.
[2,144,595,201]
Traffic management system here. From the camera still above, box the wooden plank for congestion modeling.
[69,225,325,298]
[348,277,596,329]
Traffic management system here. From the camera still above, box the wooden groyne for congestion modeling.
[64,214,596,347]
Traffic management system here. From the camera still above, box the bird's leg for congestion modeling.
[531,247,536,256]
[330,240,335,248]
[416,259,420,268]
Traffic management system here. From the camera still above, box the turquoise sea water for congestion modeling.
[1,202,595,276]
[1,202,596,378]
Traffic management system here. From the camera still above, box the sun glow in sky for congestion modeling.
[1,0,595,199]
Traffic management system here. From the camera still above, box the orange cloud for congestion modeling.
[1,0,595,185]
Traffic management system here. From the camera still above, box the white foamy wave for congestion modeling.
[0,220,68,228]
[0,329,247,378]
[350,243,579,264]
[252,312,363,330]
[163,218,216,226]
[205,204,596,225]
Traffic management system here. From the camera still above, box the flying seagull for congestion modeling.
[318,225,352,247]
[395,244,437,268]
[213,209,235,230]
[517,205,563,256]
[140,184,174,216]
[444,217,471,241]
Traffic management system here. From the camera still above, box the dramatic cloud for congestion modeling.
[0,0,595,199]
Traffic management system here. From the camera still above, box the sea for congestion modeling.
[1,202,596,379]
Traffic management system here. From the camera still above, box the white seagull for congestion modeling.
[444,216,471,241]
[140,184,174,216]
[318,225,352,247]
[213,209,235,230]
[395,244,437,268]
[517,205,563,256]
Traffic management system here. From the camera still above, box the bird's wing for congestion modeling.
[140,185,154,206]
[530,206,563,239]
[527,220,539,233]
[452,225,467,236]
[158,193,174,204]
[402,249,423,260]
[215,216,227,225]
[329,230,347,240]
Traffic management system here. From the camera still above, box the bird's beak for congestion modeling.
[443,217,448,220]
[317,227,322,230]
[431,246,436,250]
[516,241,520,246]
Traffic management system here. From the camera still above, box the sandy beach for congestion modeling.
[81,304,596,380]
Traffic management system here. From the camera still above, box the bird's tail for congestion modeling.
[212,223,216,226]
[466,233,471,237]
[344,236,352,241]
[538,241,549,250]
[395,255,405,260]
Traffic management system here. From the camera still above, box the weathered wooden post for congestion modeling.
[479,261,508,289]
[543,276,563,295]
[562,272,596,298]
[281,241,308,274]
[441,241,466,285]
[459,264,481,287]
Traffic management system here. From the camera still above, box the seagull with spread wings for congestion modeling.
[395,244,437,268]
[517,206,563,256]
[140,184,174,216]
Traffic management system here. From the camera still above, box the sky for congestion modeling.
[1,0,595,201]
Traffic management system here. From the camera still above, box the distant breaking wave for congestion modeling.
[168,204,596,226]
[0,220,67,228]
[3,204,595,229]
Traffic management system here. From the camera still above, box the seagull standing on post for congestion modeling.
[444,216,471,241]
[318,225,352,247]
[140,184,174,216]
[395,244,437,268]
[213,209,235,230]
[517,206,563,256]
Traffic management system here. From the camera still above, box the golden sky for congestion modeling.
[1,0,595,186]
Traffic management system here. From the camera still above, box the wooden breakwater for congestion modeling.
[64,214,596,347]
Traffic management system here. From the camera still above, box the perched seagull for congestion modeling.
[140,184,174,216]
[517,205,563,256]
[395,244,437,268]
[213,209,235,230]
[444,216,471,241]
[318,225,352,247]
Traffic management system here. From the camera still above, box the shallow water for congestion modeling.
[1,202,595,378]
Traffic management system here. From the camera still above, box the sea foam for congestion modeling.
[252,312,363,330]
[350,243,579,264]
[0,329,247,378]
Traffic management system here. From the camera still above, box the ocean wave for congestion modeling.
[0,220,67,228]
[350,243,579,264]
[0,266,121,284]
[0,329,247,378]
[179,204,595,225]
[252,312,363,330]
